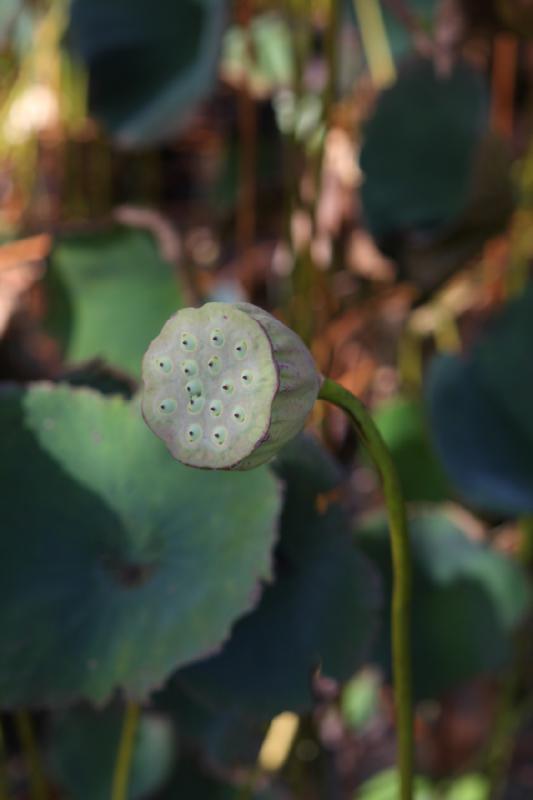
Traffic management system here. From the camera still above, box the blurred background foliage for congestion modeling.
[1,0,533,798]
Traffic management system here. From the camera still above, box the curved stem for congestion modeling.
[111,701,140,800]
[318,378,414,800]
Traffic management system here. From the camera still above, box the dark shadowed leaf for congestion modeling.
[426,284,533,515]
[398,133,514,292]
[155,682,266,772]
[360,58,489,241]
[43,226,184,379]
[160,755,281,800]
[359,59,513,291]
[67,0,226,145]
[49,706,175,800]
[0,384,281,707]
[178,435,382,717]
[358,511,530,700]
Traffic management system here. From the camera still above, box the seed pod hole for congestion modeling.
[181,359,198,377]
[234,340,248,359]
[232,406,246,424]
[210,329,225,347]
[212,426,228,446]
[188,396,205,414]
[186,424,202,444]
[156,356,172,374]
[207,356,222,375]
[185,379,203,398]
[221,380,234,395]
[241,370,254,386]
[180,332,198,352]
[159,398,177,414]
[209,399,223,417]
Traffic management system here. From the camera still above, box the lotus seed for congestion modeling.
[209,399,223,417]
[212,426,228,446]
[188,395,205,414]
[234,340,248,359]
[159,398,177,414]
[207,356,222,375]
[181,359,198,377]
[180,332,198,352]
[186,424,202,443]
[221,380,234,395]
[185,379,203,398]
[232,406,246,423]
[241,370,254,386]
[156,356,172,374]
[210,329,225,347]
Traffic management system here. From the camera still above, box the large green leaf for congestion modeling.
[373,396,451,503]
[0,384,281,707]
[427,284,533,515]
[49,706,175,800]
[67,0,226,145]
[177,434,382,717]
[43,226,184,379]
[360,57,489,240]
[358,511,530,700]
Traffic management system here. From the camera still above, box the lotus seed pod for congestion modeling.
[141,302,322,470]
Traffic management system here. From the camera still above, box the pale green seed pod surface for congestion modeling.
[142,302,322,469]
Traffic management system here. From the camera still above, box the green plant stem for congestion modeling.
[111,701,140,800]
[14,711,47,800]
[485,516,533,799]
[318,378,414,800]
[0,717,9,800]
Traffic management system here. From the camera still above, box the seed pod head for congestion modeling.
[142,302,322,470]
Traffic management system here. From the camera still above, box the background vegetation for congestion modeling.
[1,1,533,798]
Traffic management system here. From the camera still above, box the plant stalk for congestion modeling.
[485,516,533,799]
[14,711,47,800]
[318,378,414,800]
[0,717,9,800]
[110,701,140,800]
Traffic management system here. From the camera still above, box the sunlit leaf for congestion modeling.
[44,226,184,379]
[356,768,433,800]
[0,384,281,707]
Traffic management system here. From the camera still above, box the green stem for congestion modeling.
[485,516,533,799]
[14,711,48,800]
[318,378,414,800]
[111,701,140,800]
[0,717,9,800]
